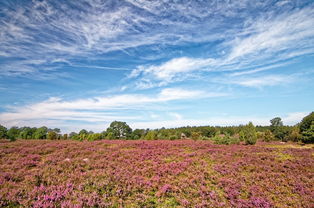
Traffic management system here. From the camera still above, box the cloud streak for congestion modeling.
[0,88,225,130]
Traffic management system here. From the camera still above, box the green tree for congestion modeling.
[0,125,8,139]
[286,126,301,142]
[79,129,88,135]
[47,131,57,140]
[87,133,103,141]
[299,112,314,143]
[7,126,19,141]
[106,121,132,139]
[270,117,287,140]
[270,117,283,129]
[33,126,48,139]
[263,130,274,142]
[243,122,257,145]
[131,129,145,140]
[301,121,314,143]
[63,134,68,140]
[19,127,35,139]
[144,131,157,140]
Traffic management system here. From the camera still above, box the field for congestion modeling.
[0,140,313,208]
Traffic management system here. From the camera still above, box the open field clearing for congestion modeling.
[0,140,313,208]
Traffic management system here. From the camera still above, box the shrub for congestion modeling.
[263,130,275,142]
[169,135,177,140]
[191,132,201,140]
[144,131,157,140]
[47,131,57,140]
[212,134,239,145]
[286,126,301,142]
[243,122,257,145]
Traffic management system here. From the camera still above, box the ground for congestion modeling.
[0,140,313,207]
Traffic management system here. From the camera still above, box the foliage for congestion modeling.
[106,121,132,139]
[47,131,58,140]
[263,130,275,142]
[191,132,202,140]
[286,126,301,142]
[270,117,283,129]
[243,122,257,145]
[131,129,145,140]
[87,133,103,141]
[0,125,7,139]
[301,121,314,143]
[33,126,48,140]
[7,127,19,141]
[212,134,240,145]
[169,135,178,140]
[300,112,314,133]
[144,130,157,140]
[300,112,314,143]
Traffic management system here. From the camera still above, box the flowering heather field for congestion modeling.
[0,140,313,208]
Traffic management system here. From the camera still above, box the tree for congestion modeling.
[7,126,20,141]
[299,112,314,135]
[131,129,145,140]
[19,127,35,139]
[286,126,301,142]
[47,131,57,140]
[79,129,88,135]
[63,134,68,140]
[33,126,48,139]
[301,121,314,143]
[144,131,157,140]
[270,117,287,140]
[243,122,257,145]
[87,133,103,141]
[262,130,274,142]
[106,121,132,139]
[0,125,8,139]
[270,117,283,129]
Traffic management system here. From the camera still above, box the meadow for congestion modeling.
[0,140,313,208]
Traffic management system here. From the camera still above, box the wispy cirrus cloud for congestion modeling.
[130,6,314,88]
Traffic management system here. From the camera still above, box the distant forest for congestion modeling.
[1,112,313,144]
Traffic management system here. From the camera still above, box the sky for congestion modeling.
[0,0,313,133]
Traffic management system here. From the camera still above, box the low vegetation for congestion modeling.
[0,140,313,207]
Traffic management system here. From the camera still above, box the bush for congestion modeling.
[47,131,57,140]
[144,131,157,140]
[212,134,240,145]
[243,122,257,145]
[191,132,201,140]
[169,135,177,140]
[286,126,301,142]
[263,130,275,142]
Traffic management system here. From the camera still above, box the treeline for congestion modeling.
[1,112,313,144]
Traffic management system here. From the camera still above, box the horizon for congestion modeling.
[0,0,313,133]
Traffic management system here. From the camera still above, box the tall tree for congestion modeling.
[33,126,48,139]
[106,121,132,139]
[243,122,257,145]
[300,112,314,143]
[0,125,8,139]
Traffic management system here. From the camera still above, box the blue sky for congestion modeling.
[0,0,313,133]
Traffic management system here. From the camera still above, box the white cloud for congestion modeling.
[230,75,293,88]
[0,88,225,131]
[130,112,308,129]
[282,112,309,125]
[128,6,314,88]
